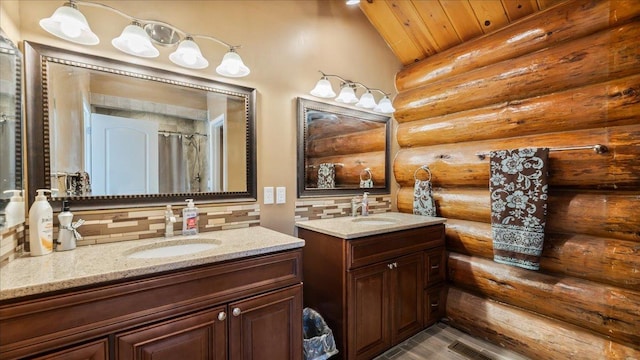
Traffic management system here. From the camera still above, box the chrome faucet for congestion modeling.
[351,193,370,217]
[164,205,177,237]
[351,196,362,217]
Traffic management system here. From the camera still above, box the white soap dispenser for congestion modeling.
[182,199,199,236]
[28,189,54,256]
[3,190,25,228]
[56,200,76,251]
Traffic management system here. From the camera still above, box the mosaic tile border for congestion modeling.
[295,195,391,221]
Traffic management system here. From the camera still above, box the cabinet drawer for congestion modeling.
[424,286,447,327]
[424,248,446,287]
[347,225,444,270]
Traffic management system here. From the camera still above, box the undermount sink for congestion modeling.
[126,238,221,259]
[351,217,398,226]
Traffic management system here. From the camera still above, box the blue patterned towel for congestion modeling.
[490,148,549,270]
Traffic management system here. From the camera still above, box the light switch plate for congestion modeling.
[264,187,274,204]
[276,186,286,204]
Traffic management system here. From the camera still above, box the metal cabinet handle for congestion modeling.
[431,264,440,270]
[232,307,242,317]
[393,262,398,268]
[388,264,394,269]
[218,311,227,321]
[431,302,439,308]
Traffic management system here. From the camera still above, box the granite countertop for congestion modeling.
[0,226,304,301]
[296,212,446,239]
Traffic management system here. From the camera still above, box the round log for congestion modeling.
[445,219,640,290]
[446,287,640,360]
[448,253,640,346]
[394,21,640,122]
[397,188,640,242]
[395,0,640,91]
[397,74,640,147]
[305,151,386,186]
[306,127,385,158]
[393,124,640,189]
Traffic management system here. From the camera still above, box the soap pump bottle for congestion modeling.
[362,192,370,216]
[182,199,199,236]
[3,190,25,228]
[56,200,76,251]
[28,189,54,256]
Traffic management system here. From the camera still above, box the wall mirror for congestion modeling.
[0,30,23,229]
[297,97,390,197]
[25,42,256,209]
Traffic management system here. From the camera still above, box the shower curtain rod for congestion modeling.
[158,130,207,137]
[476,144,608,160]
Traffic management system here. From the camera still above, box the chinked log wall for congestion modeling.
[392,1,640,359]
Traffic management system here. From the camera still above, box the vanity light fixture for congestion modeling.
[39,0,250,77]
[309,71,395,113]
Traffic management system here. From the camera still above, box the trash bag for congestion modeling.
[303,307,339,360]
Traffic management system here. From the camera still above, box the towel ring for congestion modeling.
[360,167,372,181]
[413,165,432,182]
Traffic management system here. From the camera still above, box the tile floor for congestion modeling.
[372,322,530,360]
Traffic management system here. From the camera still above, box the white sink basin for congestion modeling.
[351,217,398,226]
[126,238,221,259]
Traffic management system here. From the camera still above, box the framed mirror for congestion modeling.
[297,97,390,197]
[0,30,23,229]
[25,42,256,209]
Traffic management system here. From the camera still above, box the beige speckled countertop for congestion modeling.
[0,226,304,301]
[295,212,446,239]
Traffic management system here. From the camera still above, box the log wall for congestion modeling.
[391,0,640,358]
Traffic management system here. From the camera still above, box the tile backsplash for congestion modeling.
[0,223,25,266]
[295,195,392,221]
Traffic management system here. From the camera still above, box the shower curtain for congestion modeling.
[158,134,189,193]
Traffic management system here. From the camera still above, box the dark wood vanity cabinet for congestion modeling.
[0,250,303,360]
[299,224,445,360]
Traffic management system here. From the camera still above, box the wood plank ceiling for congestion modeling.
[359,0,568,66]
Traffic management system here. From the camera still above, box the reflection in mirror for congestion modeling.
[297,98,390,197]
[0,30,23,229]
[25,42,256,209]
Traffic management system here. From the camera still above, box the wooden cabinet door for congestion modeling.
[390,253,424,344]
[116,306,227,360]
[347,262,391,360]
[229,284,303,360]
[424,286,447,327]
[32,339,109,360]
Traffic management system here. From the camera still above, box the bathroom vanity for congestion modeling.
[0,227,304,360]
[296,212,446,360]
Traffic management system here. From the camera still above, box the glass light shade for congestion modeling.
[170,38,209,69]
[112,23,159,58]
[374,96,395,113]
[310,78,336,98]
[335,85,358,104]
[216,50,250,77]
[356,91,377,109]
[39,5,99,45]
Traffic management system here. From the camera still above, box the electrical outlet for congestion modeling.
[276,186,286,204]
[264,187,274,204]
